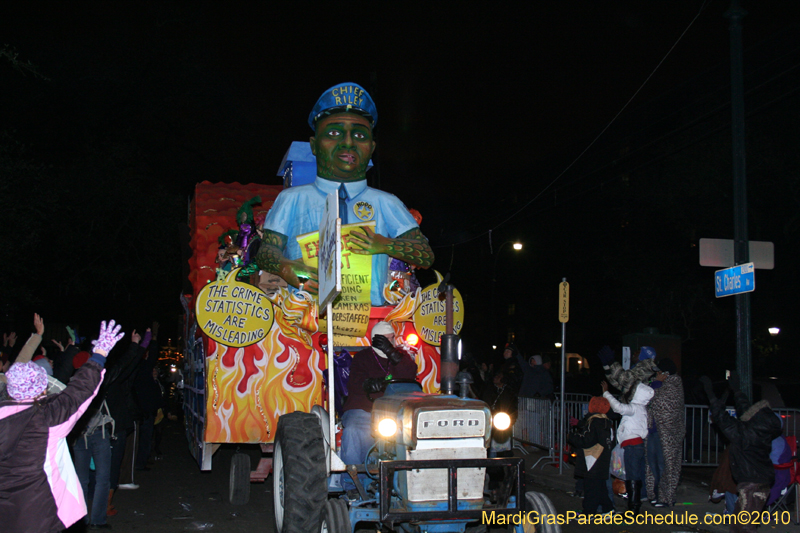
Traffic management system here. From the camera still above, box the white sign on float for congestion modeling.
[318,191,342,310]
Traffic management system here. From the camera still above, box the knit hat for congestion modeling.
[503,343,519,357]
[638,346,656,360]
[588,396,610,414]
[6,361,48,400]
[371,321,394,340]
[530,355,543,365]
[656,357,677,375]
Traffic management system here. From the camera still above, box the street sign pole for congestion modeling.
[726,0,753,402]
[558,278,569,475]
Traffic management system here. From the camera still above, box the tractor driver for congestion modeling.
[255,82,434,305]
[340,321,417,497]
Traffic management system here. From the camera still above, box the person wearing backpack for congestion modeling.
[73,328,144,529]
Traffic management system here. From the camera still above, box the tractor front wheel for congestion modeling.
[273,412,328,533]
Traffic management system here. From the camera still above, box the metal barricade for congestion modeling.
[513,397,553,451]
[774,408,800,439]
[683,404,724,466]
[515,398,800,469]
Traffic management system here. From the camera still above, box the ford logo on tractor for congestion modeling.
[416,410,486,439]
[421,419,481,428]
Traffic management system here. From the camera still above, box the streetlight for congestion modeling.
[554,342,562,348]
[769,327,780,336]
[491,241,523,345]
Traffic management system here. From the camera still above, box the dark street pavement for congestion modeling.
[64,421,800,532]
[66,420,275,532]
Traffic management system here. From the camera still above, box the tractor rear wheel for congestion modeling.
[320,498,350,533]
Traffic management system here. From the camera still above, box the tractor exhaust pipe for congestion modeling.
[440,333,459,395]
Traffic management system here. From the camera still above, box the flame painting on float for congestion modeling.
[182,82,450,469]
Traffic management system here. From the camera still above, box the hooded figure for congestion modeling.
[604,382,655,515]
[701,374,782,533]
[517,353,554,399]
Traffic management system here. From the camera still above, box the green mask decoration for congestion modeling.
[310,112,375,182]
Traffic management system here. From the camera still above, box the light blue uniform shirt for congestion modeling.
[264,177,418,305]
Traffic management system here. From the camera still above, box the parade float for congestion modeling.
[180,82,557,533]
[181,156,463,502]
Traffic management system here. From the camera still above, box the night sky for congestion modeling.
[2,2,799,380]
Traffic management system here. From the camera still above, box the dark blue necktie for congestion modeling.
[338,184,349,224]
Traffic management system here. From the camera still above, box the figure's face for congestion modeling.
[310,113,375,182]
[503,349,512,359]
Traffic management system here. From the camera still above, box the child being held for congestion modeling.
[568,396,616,514]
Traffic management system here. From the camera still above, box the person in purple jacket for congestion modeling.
[339,321,417,497]
[0,317,124,532]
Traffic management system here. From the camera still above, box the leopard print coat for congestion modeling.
[646,374,685,504]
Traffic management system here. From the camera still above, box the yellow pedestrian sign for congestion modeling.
[558,281,569,323]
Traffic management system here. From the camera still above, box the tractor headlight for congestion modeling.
[493,412,511,431]
[377,418,398,437]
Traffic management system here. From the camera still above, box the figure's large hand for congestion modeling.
[91,320,125,357]
[347,226,389,256]
[34,313,44,336]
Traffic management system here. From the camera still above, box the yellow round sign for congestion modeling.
[412,276,465,346]
[196,269,275,347]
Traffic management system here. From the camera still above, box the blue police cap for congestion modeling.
[308,82,378,131]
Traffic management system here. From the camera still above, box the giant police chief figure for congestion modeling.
[256,83,434,305]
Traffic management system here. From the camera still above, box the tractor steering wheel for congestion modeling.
[366,378,421,402]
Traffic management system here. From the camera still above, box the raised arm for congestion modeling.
[255,229,320,295]
[17,313,45,362]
